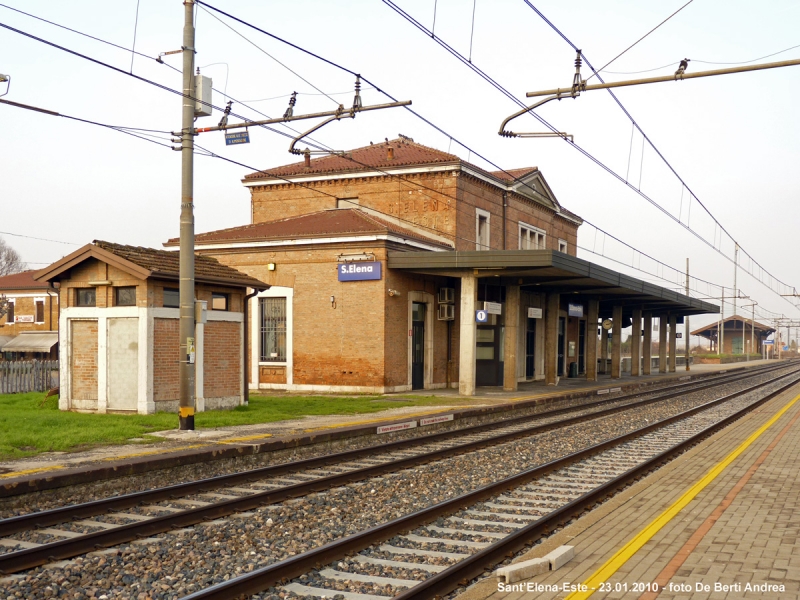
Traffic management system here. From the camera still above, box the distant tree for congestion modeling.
[0,238,25,277]
[0,295,8,320]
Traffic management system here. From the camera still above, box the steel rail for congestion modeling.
[1,363,780,539]
[179,373,800,599]
[0,366,791,575]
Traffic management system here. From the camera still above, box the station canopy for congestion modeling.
[388,250,719,318]
[1,331,59,352]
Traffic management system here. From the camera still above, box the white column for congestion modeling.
[459,275,478,396]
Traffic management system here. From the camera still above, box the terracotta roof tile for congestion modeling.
[245,138,460,179]
[169,209,452,249]
[0,270,53,290]
[92,241,268,289]
[489,167,538,182]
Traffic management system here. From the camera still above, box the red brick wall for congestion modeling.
[70,320,98,400]
[203,320,241,398]
[153,317,180,401]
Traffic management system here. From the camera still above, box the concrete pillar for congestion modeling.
[643,312,653,375]
[611,305,622,379]
[503,285,520,391]
[600,325,610,374]
[668,314,677,372]
[631,308,642,376]
[659,314,668,373]
[545,293,560,385]
[459,276,478,396]
[586,298,599,381]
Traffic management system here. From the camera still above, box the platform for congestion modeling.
[0,359,782,498]
[458,370,800,599]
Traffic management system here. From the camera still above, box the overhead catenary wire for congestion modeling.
[3,4,786,317]
[190,1,794,315]
[520,2,800,309]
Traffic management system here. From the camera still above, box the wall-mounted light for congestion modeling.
[388,289,401,297]
[330,295,336,309]
[267,263,276,271]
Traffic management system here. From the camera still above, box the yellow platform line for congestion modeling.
[564,391,800,599]
[0,465,66,479]
[219,433,274,443]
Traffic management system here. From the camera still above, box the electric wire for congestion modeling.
[521,2,800,307]
[4,5,788,319]
[0,230,79,246]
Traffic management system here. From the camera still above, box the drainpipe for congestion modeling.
[502,190,507,250]
[243,289,260,404]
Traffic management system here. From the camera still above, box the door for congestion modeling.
[732,336,743,354]
[107,318,139,411]
[525,317,536,378]
[412,303,425,389]
[557,317,565,375]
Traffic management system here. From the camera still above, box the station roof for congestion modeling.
[691,315,775,338]
[387,249,719,317]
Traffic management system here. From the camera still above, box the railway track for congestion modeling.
[178,369,800,600]
[0,363,796,598]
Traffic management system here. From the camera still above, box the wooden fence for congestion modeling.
[0,360,59,394]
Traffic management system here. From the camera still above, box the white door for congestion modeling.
[107,318,139,411]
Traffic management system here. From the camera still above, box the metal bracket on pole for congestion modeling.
[498,51,583,140]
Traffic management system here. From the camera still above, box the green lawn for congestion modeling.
[0,392,465,460]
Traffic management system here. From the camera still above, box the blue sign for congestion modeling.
[763,340,774,345]
[568,303,584,318]
[338,261,382,281]
[476,310,488,323]
[225,131,250,145]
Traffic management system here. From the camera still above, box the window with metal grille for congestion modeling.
[260,297,287,362]
[115,287,136,307]
[76,288,96,307]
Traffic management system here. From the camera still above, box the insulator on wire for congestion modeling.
[353,75,363,110]
[284,92,297,119]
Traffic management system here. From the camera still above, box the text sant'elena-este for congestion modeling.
[497,582,787,594]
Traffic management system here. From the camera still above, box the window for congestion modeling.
[163,288,179,308]
[558,239,568,253]
[115,287,136,307]
[76,288,96,307]
[35,299,45,323]
[519,223,545,250]
[3,299,13,324]
[211,292,228,311]
[476,209,491,250]
[260,297,286,362]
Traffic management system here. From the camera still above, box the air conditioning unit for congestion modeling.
[437,304,455,321]
[438,287,455,304]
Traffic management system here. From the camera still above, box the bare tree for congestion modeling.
[0,238,26,277]
[0,295,8,320]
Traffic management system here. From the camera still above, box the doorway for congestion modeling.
[411,302,425,389]
[578,320,586,374]
[525,317,536,379]
[558,317,565,375]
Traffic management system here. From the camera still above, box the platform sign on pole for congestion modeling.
[225,131,250,145]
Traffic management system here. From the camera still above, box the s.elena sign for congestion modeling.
[338,261,382,281]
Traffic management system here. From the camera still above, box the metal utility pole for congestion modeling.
[742,301,757,362]
[733,243,739,355]
[685,258,690,370]
[720,287,725,356]
[179,0,196,431]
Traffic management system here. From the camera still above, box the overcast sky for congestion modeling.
[2,0,799,339]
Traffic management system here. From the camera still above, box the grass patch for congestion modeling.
[0,392,466,460]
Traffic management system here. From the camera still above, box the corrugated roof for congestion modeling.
[91,241,268,288]
[0,270,54,291]
[166,209,452,249]
[2,332,58,352]
[244,138,461,180]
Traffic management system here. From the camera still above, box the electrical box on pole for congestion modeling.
[194,74,213,117]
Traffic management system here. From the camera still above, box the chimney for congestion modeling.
[387,146,394,160]
[304,151,311,167]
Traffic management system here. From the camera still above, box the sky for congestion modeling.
[2,0,799,343]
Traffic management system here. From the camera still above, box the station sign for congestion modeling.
[338,261,382,281]
[476,310,488,323]
[528,307,542,319]
[763,340,774,345]
[568,303,584,317]
[225,131,250,145]
[484,301,502,315]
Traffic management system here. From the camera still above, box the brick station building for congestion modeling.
[0,270,59,359]
[35,241,267,414]
[166,138,718,395]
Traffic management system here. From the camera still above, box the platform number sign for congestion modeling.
[476,310,488,323]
